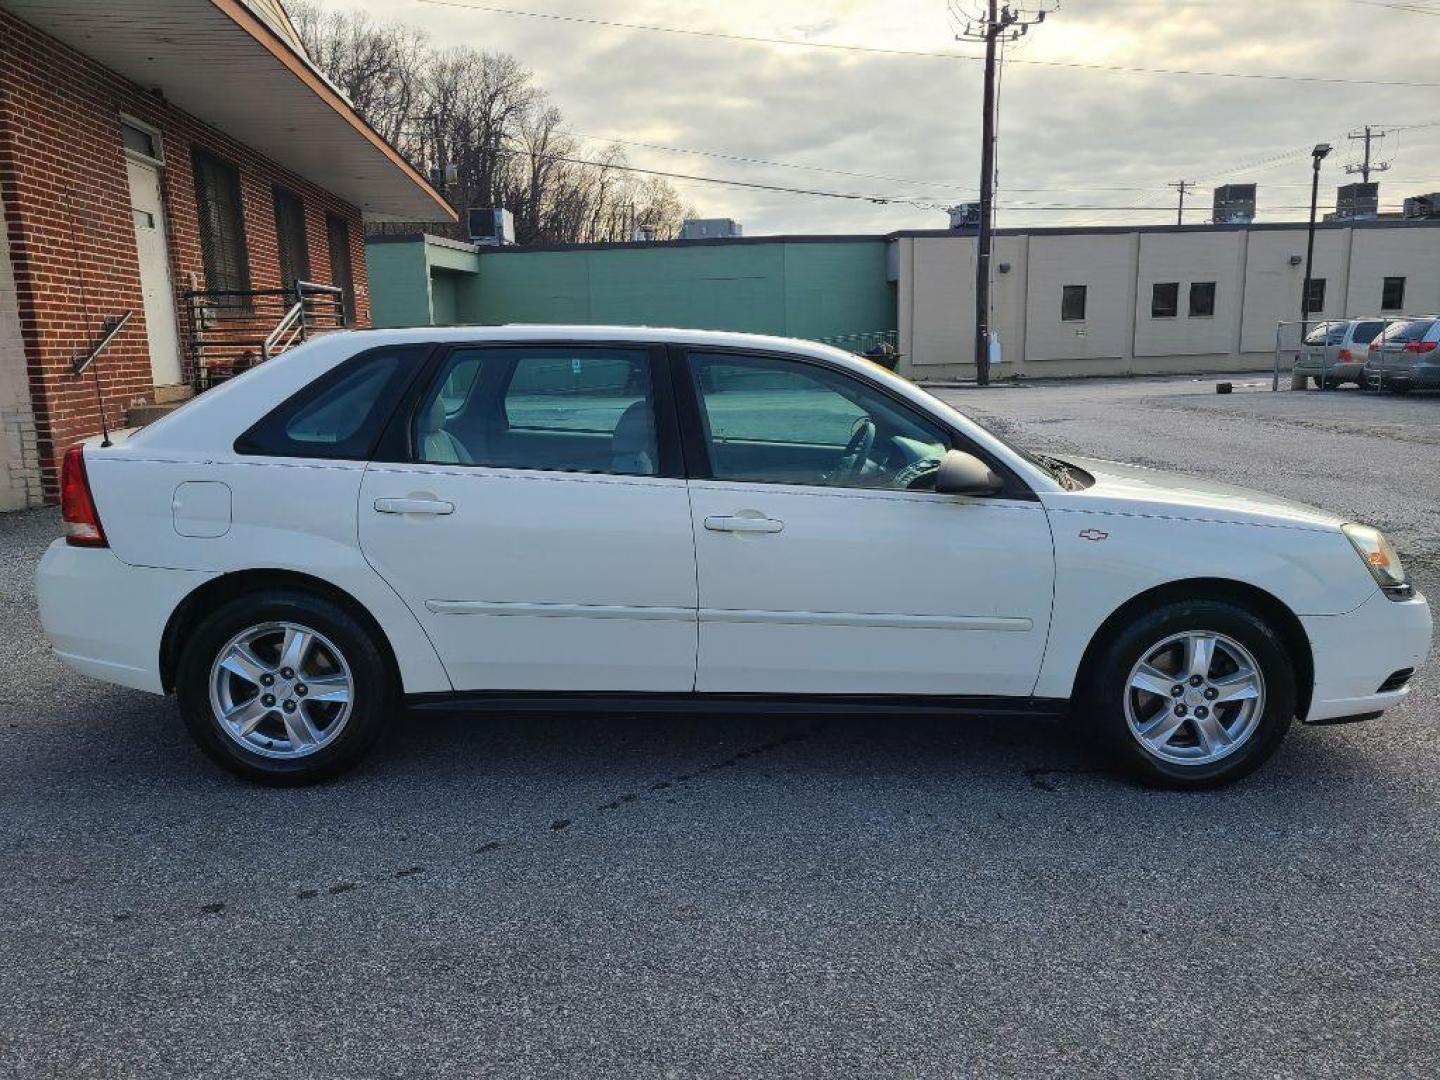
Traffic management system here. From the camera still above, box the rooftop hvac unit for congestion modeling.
[1335,182,1379,220]
[947,203,981,230]
[1403,193,1440,219]
[1212,184,1256,225]
[679,217,742,240]
[466,207,516,246]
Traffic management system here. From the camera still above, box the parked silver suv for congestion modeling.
[1293,318,1389,389]
[1364,317,1440,393]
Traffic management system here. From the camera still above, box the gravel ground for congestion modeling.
[1,376,1437,1079]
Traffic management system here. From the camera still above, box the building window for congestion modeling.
[191,148,250,300]
[326,213,357,326]
[272,187,310,289]
[1304,278,1327,315]
[1061,284,1087,322]
[1189,281,1217,317]
[1382,276,1406,311]
[1151,282,1180,318]
[119,116,163,164]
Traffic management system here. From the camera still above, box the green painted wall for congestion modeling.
[366,236,895,342]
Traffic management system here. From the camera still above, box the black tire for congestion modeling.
[175,590,396,784]
[1078,599,1296,789]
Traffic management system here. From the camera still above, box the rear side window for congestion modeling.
[1303,323,1334,346]
[1352,320,1386,345]
[236,347,425,459]
[412,346,661,476]
[1383,319,1437,344]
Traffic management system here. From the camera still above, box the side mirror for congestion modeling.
[934,449,1004,497]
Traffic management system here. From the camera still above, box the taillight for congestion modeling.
[1403,340,1438,353]
[60,446,106,547]
[1338,348,1353,362]
[1368,341,1381,351]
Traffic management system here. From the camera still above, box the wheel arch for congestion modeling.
[159,568,403,695]
[1071,577,1314,719]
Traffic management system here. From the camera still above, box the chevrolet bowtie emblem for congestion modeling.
[1078,528,1109,541]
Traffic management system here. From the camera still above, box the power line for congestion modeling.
[414,1,1440,88]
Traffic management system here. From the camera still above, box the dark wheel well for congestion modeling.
[160,569,401,695]
[1074,578,1314,720]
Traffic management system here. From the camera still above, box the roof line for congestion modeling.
[209,0,455,222]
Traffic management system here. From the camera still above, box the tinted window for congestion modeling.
[1189,281,1216,317]
[1151,282,1179,318]
[689,352,952,491]
[414,347,659,476]
[1382,276,1405,312]
[1352,320,1386,345]
[1302,322,1334,346]
[236,347,423,459]
[1383,319,1437,343]
[1061,284,1087,321]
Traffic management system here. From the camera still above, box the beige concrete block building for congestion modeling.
[893,220,1440,380]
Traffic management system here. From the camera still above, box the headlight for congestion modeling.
[1342,523,1408,593]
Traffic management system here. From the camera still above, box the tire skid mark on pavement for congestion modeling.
[176,719,830,920]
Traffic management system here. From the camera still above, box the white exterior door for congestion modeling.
[357,343,698,692]
[680,349,1055,697]
[125,157,182,386]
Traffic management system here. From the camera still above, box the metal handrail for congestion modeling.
[261,301,305,362]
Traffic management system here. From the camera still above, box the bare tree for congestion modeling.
[291,0,692,245]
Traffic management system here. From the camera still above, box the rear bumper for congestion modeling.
[1301,588,1431,723]
[36,540,214,694]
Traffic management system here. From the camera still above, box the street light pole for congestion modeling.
[1293,143,1332,390]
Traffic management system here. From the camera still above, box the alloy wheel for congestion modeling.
[1123,630,1265,766]
[208,621,354,759]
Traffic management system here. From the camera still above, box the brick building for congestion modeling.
[0,0,454,508]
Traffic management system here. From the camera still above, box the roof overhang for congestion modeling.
[0,0,455,223]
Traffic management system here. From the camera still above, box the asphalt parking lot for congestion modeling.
[2,375,1437,1079]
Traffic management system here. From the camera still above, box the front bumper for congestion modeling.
[36,540,215,694]
[1301,587,1431,723]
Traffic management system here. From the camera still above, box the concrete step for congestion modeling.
[153,383,194,405]
[125,401,185,428]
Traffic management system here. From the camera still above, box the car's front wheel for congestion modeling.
[1081,599,1296,788]
[175,591,396,784]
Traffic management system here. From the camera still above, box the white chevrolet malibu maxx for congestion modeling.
[37,327,1431,787]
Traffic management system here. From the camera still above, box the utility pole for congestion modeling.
[956,2,1047,386]
[1168,180,1196,226]
[1345,125,1391,184]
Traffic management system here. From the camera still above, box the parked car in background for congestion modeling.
[1294,318,1390,389]
[36,327,1430,790]
[1365,317,1440,392]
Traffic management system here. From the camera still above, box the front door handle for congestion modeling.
[704,514,784,534]
[374,497,454,516]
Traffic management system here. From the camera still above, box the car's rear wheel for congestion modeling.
[175,591,395,784]
[1080,599,1296,789]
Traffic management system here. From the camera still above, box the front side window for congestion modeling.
[192,148,250,298]
[689,352,952,491]
[1305,278,1327,315]
[1061,284,1087,322]
[236,347,424,459]
[413,347,659,476]
[1189,281,1216,317]
[1382,276,1406,311]
[1151,282,1179,318]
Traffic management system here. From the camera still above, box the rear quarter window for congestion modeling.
[235,346,427,460]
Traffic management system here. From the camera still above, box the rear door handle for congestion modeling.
[374,497,454,516]
[704,515,784,534]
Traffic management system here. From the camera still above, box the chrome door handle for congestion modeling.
[374,497,454,516]
[704,515,784,534]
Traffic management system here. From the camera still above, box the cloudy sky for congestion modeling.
[328,0,1440,234]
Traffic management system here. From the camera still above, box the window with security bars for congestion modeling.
[192,149,251,306]
[273,187,310,289]
[326,213,357,326]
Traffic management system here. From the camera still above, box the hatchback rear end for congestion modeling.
[1365,317,1440,391]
